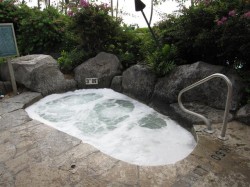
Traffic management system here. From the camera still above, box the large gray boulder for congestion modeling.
[74,52,123,88]
[236,104,250,125]
[0,55,56,82]
[111,76,122,93]
[170,102,233,124]
[122,65,157,103]
[0,55,76,95]
[151,61,244,110]
[29,64,76,95]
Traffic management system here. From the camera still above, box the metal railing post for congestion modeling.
[178,73,233,140]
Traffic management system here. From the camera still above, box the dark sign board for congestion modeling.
[0,23,19,57]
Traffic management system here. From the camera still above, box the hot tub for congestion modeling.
[25,89,197,166]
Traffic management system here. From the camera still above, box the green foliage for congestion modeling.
[0,57,6,65]
[57,49,87,73]
[0,1,22,34]
[146,44,177,77]
[139,31,157,57]
[155,0,250,104]
[70,3,121,56]
[137,28,177,76]
[106,26,143,68]
[0,2,73,55]
[18,6,71,54]
[157,0,250,70]
[68,2,142,69]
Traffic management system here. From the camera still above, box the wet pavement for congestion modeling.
[0,92,249,187]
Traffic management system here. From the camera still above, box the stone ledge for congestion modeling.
[0,92,42,116]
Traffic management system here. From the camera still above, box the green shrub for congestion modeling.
[0,2,72,55]
[106,26,143,68]
[0,57,6,65]
[146,44,176,77]
[0,0,26,37]
[68,2,142,69]
[70,2,121,56]
[17,6,71,54]
[157,0,250,70]
[57,49,87,73]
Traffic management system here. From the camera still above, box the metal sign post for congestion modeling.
[0,23,20,95]
[7,60,17,95]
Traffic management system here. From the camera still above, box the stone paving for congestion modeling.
[0,92,249,187]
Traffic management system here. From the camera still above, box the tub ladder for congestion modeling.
[178,73,233,140]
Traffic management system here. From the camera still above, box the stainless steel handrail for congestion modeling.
[178,73,233,140]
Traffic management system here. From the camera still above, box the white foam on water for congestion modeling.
[25,89,197,166]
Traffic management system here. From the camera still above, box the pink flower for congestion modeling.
[221,16,227,22]
[217,20,224,26]
[243,11,250,19]
[103,3,109,9]
[67,10,74,17]
[228,10,236,17]
[80,0,89,8]
[216,16,227,26]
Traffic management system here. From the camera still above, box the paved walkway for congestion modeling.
[0,92,249,187]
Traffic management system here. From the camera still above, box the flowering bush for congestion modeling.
[244,11,250,18]
[67,0,110,17]
[79,0,89,8]
[157,0,250,70]
[64,0,141,69]
[156,0,250,104]
[68,1,118,56]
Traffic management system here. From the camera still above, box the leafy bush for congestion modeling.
[18,6,71,54]
[57,48,87,73]
[68,1,142,69]
[146,44,176,77]
[157,0,250,70]
[69,1,121,56]
[0,1,24,35]
[106,26,143,68]
[0,1,73,55]
[136,28,177,76]
[0,57,6,65]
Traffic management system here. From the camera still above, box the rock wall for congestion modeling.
[0,52,246,125]
[150,62,243,110]
[122,65,156,103]
[236,104,250,125]
[118,62,245,125]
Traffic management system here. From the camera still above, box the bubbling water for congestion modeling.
[25,89,196,166]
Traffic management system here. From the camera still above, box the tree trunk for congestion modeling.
[149,0,153,25]
[45,0,51,7]
[38,0,40,9]
[111,0,114,17]
[116,0,119,20]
